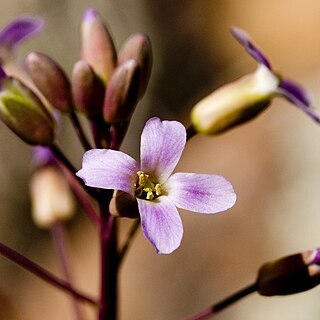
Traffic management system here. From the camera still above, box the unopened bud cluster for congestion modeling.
[0,8,152,150]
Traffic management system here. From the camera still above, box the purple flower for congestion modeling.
[77,117,236,254]
[231,27,320,123]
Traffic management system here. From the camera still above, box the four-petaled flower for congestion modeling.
[77,117,236,254]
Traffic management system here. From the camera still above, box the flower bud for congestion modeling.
[0,73,55,145]
[257,248,320,296]
[33,146,55,167]
[71,60,105,117]
[191,64,279,135]
[25,52,72,112]
[109,190,139,219]
[103,59,140,123]
[118,33,152,98]
[30,166,76,229]
[81,8,116,83]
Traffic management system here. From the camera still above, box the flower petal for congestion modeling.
[76,149,139,195]
[0,16,44,50]
[230,27,272,69]
[140,117,186,183]
[138,196,183,254]
[277,79,320,123]
[165,173,236,214]
[278,78,311,106]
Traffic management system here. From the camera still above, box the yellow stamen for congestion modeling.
[135,171,163,200]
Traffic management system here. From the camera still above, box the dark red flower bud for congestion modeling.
[71,60,105,117]
[103,59,140,123]
[257,248,320,296]
[118,33,152,98]
[81,9,116,83]
[26,52,72,112]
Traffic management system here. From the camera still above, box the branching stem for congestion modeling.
[182,282,257,320]
[0,241,98,306]
[69,110,92,151]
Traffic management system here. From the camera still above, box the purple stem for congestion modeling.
[110,121,130,150]
[98,191,118,320]
[50,144,77,175]
[0,241,98,306]
[69,109,92,151]
[182,283,257,320]
[50,143,101,227]
[50,143,99,199]
[89,113,111,149]
[51,222,84,320]
[59,164,101,227]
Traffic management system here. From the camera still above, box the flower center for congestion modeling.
[135,171,163,201]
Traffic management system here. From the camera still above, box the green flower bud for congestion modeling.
[257,248,320,296]
[191,65,279,135]
[0,75,55,145]
[118,33,152,98]
[71,60,105,117]
[103,59,140,123]
[25,52,72,112]
[81,9,116,83]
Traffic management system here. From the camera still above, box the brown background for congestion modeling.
[0,1,320,319]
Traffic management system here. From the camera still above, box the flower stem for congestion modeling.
[182,283,257,320]
[59,164,101,227]
[98,191,118,320]
[0,241,98,306]
[50,143,77,175]
[186,124,197,141]
[51,222,84,320]
[118,219,140,265]
[89,113,111,149]
[69,109,92,151]
[110,121,129,150]
[50,143,100,200]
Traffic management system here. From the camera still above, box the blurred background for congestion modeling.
[0,0,320,319]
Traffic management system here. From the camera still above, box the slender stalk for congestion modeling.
[89,113,111,149]
[0,241,98,306]
[110,121,129,150]
[182,283,257,320]
[118,219,140,265]
[50,143,100,200]
[98,190,118,320]
[52,222,84,320]
[186,124,197,141]
[50,144,77,175]
[59,164,101,227]
[69,110,92,151]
